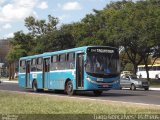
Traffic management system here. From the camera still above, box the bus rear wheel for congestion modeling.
[93,90,103,96]
[33,81,38,92]
[65,81,74,96]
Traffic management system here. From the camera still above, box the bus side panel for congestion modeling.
[18,73,26,88]
[29,72,43,89]
[49,70,75,90]
[36,73,43,89]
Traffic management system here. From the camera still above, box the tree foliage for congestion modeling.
[6,0,160,80]
[25,15,58,36]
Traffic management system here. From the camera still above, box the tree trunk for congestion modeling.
[9,62,15,80]
[144,63,150,81]
[11,62,14,80]
[9,63,11,80]
[146,68,150,81]
[133,64,138,75]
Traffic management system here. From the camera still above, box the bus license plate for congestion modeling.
[103,84,108,87]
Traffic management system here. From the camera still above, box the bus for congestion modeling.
[18,46,120,96]
[137,64,160,79]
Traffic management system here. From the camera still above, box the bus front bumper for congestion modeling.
[85,77,120,90]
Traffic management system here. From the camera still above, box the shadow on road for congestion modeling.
[22,89,146,98]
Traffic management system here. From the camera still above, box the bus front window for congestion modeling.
[85,53,119,77]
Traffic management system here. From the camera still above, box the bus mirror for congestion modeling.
[84,60,87,66]
[84,63,87,67]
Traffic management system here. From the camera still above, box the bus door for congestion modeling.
[43,58,50,89]
[26,61,31,88]
[76,53,84,89]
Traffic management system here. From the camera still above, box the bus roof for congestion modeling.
[19,46,117,60]
[138,64,160,67]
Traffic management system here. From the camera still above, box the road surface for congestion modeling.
[0,82,160,105]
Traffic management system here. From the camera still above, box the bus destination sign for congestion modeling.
[88,48,114,53]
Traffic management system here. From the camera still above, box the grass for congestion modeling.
[0,77,18,81]
[150,79,160,87]
[0,91,160,114]
[150,84,160,87]
[0,91,160,120]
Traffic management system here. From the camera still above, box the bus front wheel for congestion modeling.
[65,81,74,96]
[144,87,149,91]
[93,90,103,96]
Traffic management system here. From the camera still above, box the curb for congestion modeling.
[0,80,18,83]
[149,88,160,91]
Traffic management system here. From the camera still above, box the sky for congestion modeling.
[0,0,127,39]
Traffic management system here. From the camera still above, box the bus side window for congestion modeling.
[157,66,160,71]
[37,58,42,71]
[152,66,156,71]
[20,60,26,73]
[31,58,37,72]
[67,53,75,69]
[59,54,66,70]
[51,55,58,70]
[45,59,50,72]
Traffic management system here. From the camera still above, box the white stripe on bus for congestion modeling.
[50,69,75,73]
[18,69,75,74]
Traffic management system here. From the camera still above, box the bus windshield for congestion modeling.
[85,52,119,77]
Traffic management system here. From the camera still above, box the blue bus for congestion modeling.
[18,46,120,96]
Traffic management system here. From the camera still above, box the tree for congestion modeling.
[25,15,58,36]
[6,31,34,79]
[97,0,160,80]
[133,0,160,80]
[6,0,160,81]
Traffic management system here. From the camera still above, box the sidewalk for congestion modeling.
[149,88,160,91]
[0,79,18,83]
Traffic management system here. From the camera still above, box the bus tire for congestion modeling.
[93,90,103,96]
[131,84,136,91]
[33,80,38,92]
[144,87,149,91]
[65,81,74,96]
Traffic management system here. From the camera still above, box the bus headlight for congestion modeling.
[86,76,97,84]
[86,76,92,82]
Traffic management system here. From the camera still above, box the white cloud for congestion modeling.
[58,14,69,21]
[37,1,48,10]
[2,23,12,29]
[0,0,38,23]
[4,32,14,38]
[61,2,82,10]
[57,3,61,8]
[0,0,6,5]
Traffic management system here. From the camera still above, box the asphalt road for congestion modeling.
[0,82,160,105]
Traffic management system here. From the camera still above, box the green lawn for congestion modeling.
[0,91,160,115]
[150,84,160,88]
[150,79,160,87]
[0,91,160,120]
